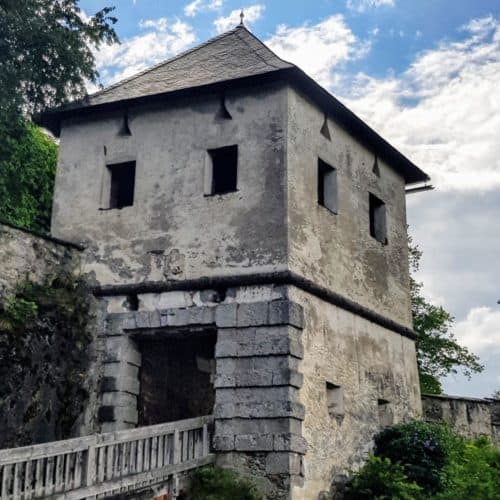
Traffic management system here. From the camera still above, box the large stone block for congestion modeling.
[236,302,269,327]
[104,337,141,366]
[268,301,304,329]
[215,386,300,405]
[215,303,238,327]
[265,452,303,475]
[214,401,305,420]
[273,433,308,454]
[235,434,274,451]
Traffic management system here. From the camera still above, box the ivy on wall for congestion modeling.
[0,272,93,448]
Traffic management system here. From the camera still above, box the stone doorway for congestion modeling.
[136,329,216,426]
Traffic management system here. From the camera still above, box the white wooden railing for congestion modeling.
[0,415,214,500]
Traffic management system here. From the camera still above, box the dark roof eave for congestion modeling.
[39,66,429,185]
[285,66,429,185]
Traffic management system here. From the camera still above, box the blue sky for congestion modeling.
[80,0,500,398]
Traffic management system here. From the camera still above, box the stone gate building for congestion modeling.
[42,24,430,498]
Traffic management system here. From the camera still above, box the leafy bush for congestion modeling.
[343,455,422,500]
[186,466,262,500]
[374,421,460,495]
[345,421,500,500]
[435,436,500,500]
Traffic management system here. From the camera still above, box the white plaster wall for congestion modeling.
[52,83,288,286]
[289,287,422,499]
[286,87,413,328]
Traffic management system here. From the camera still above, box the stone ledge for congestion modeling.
[215,417,302,436]
[214,368,303,389]
[214,401,305,420]
[215,326,303,359]
[215,301,304,329]
[215,386,300,405]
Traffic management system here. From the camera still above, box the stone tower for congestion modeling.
[43,25,429,499]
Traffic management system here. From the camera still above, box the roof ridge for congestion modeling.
[88,25,244,101]
[239,26,296,69]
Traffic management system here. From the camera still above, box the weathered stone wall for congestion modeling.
[0,222,80,299]
[51,82,288,287]
[422,394,500,446]
[287,86,413,328]
[288,286,421,499]
[0,222,105,447]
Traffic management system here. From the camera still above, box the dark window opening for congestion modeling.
[208,145,238,194]
[326,382,344,417]
[378,399,393,427]
[137,329,216,425]
[318,158,337,214]
[108,161,135,209]
[369,192,387,244]
[215,94,232,120]
[320,113,331,140]
[125,294,139,311]
[372,155,380,177]
[118,112,132,136]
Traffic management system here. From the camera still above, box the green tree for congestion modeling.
[0,0,118,231]
[409,239,483,394]
[0,0,118,120]
[0,123,57,231]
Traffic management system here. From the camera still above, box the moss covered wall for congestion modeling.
[0,223,103,448]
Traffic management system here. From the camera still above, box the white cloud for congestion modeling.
[93,18,196,85]
[266,15,370,88]
[454,307,500,354]
[184,0,223,17]
[346,0,395,13]
[214,4,264,34]
[342,16,500,191]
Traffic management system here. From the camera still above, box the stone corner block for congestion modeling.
[265,452,303,475]
[213,435,235,451]
[269,301,304,329]
[274,433,308,454]
[236,302,269,327]
[215,303,238,328]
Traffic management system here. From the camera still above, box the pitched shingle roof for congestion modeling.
[42,25,429,184]
[81,26,292,108]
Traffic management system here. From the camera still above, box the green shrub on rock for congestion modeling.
[186,466,262,500]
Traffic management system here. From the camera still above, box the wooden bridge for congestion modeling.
[0,415,214,500]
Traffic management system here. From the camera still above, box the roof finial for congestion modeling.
[239,9,244,26]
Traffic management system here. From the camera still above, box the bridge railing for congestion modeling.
[0,415,214,500]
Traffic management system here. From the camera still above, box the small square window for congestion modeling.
[378,399,393,427]
[108,161,136,209]
[207,145,238,195]
[326,382,344,416]
[369,193,387,244]
[318,158,337,214]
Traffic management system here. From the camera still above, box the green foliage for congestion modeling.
[374,421,460,495]
[408,238,483,394]
[435,436,500,500]
[186,466,262,500]
[0,273,93,447]
[344,455,422,500]
[345,421,500,500]
[0,122,57,232]
[0,0,118,120]
[0,0,118,231]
